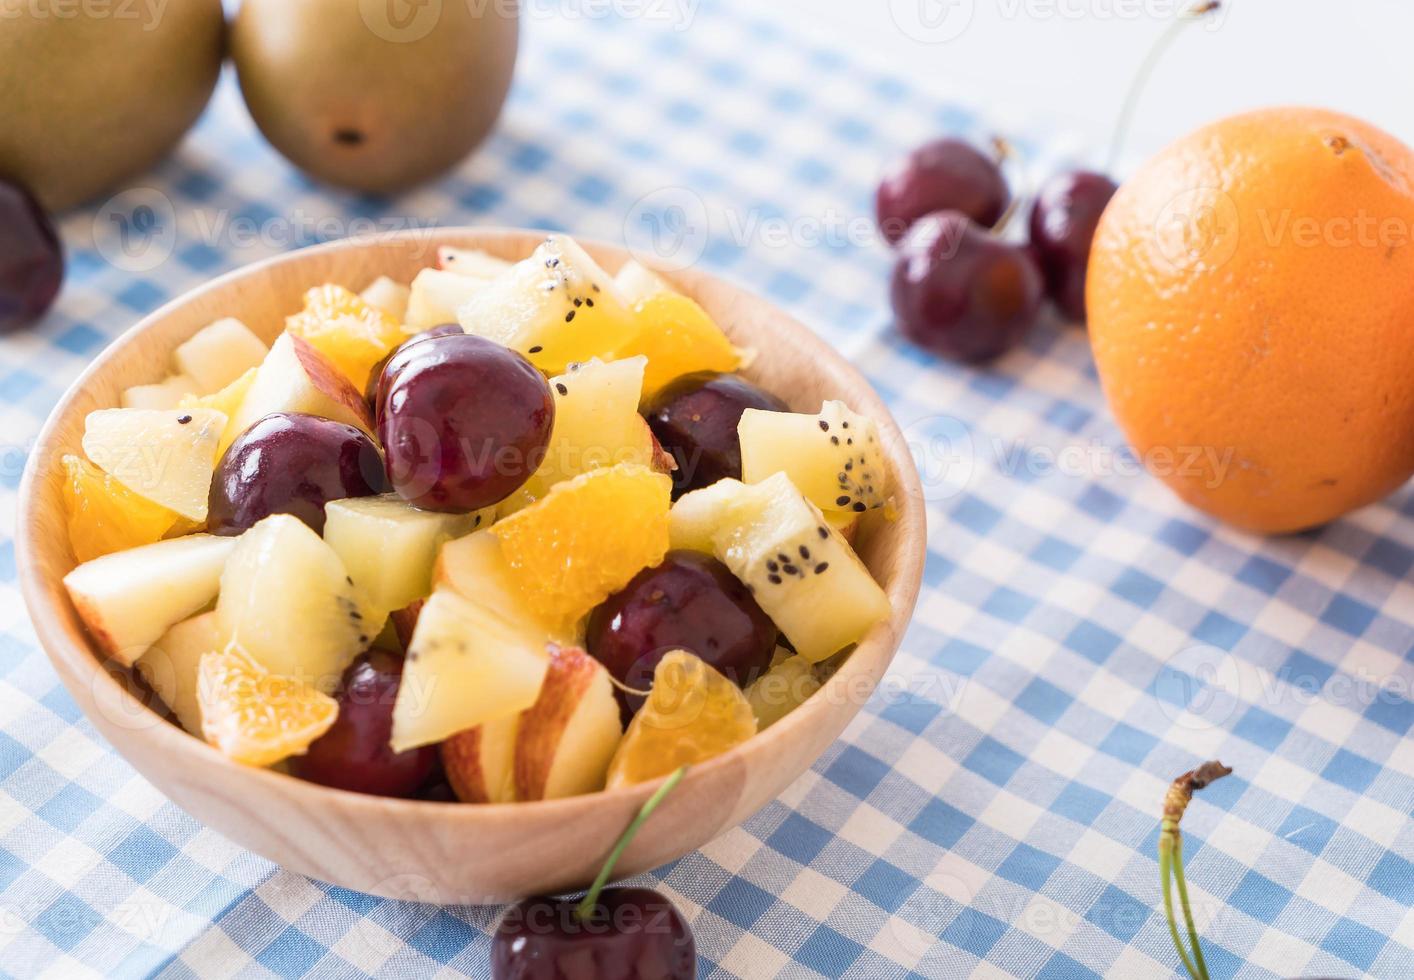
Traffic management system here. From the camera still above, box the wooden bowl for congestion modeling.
[17,229,926,904]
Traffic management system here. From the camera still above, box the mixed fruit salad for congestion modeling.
[59,235,894,803]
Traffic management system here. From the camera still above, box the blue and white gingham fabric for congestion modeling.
[2,3,1412,978]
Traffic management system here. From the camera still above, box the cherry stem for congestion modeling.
[575,766,688,922]
[1159,760,1232,980]
[989,136,1024,236]
[1106,1,1223,172]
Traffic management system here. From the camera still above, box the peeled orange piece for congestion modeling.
[606,650,757,788]
[493,463,671,626]
[61,454,180,562]
[621,294,742,401]
[198,645,338,767]
[180,366,258,455]
[286,284,404,392]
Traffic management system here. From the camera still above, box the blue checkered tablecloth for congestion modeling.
[2,3,1412,978]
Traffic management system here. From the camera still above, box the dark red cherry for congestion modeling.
[366,322,464,413]
[1028,170,1119,321]
[890,210,1043,363]
[492,887,695,980]
[290,650,438,798]
[876,138,1009,247]
[643,372,787,497]
[0,179,63,332]
[378,333,554,512]
[207,411,387,535]
[587,550,777,717]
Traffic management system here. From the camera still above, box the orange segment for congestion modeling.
[180,366,258,455]
[606,650,756,788]
[61,454,180,562]
[621,294,742,401]
[286,284,404,392]
[492,463,671,626]
[197,645,338,767]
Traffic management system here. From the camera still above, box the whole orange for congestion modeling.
[1087,107,1414,533]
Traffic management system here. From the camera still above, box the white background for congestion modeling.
[775,0,1414,170]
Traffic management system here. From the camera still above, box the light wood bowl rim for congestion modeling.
[16,227,926,884]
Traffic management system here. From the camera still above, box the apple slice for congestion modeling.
[360,276,411,322]
[614,258,674,305]
[122,375,199,410]
[135,611,223,735]
[390,590,549,753]
[514,645,622,801]
[403,268,493,331]
[437,246,513,279]
[216,514,368,692]
[227,332,373,440]
[63,533,236,666]
[81,407,226,522]
[433,530,575,646]
[323,494,490,616]
[173,318,268,394]
[441,713,519,804]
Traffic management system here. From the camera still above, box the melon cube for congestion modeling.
[404,268,493,331]
[135,611,223,735]
[360,276,411,322]
[122,375,199,410]
[173,318,268,394]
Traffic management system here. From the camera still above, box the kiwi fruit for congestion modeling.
[231,0,518,194]
[0,0,225,212]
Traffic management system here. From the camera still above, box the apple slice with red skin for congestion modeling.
[513,645,623,801]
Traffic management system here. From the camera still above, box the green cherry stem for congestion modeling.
[575,766,688,922]
[1159,760,1232,980]
[1106,1,1223,172]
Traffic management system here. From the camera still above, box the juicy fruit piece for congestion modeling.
[644,372,788,496]
[620,293,743,401]
[442,714,519,804]
[0,0,223,211]
[174,318,268,394]
[287,284,405,392]
[323,494,488,616]
[0,179,62,332]
[81,408,226,522]
[493,464,672,627]
[1089,107,1414,533]
[876,138,1010,246]
[367,323,464,411]
[216,515,367,691]
[739,400,887,514]
[492,888,695,980]
[122,375,198,411]
[1029,170,1118,322]
[61,454,180,562]
[230,0,517,194]
[746,654,821,729]
[458,236,639,373]
[605,651,757,788]
[379,333,555,512]
[710,474,890,662]
[180,368,259,455]
[360,276,411,322]
[667,478,742,554]
[513,646,623,801]
[891,211,1044,363]
[433,530,573,646]
[438,246,512,279]
[391,590,549,752]
[135,612,223,736]
[613,258,673,305]
[404,269,491,332]
[586,551,778,708]
[207,412,388,536]
[228,332,374,440]
[501,357,656,512]
[198,646,338,768]
[290,650,439,797]
[63,534,236,666]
